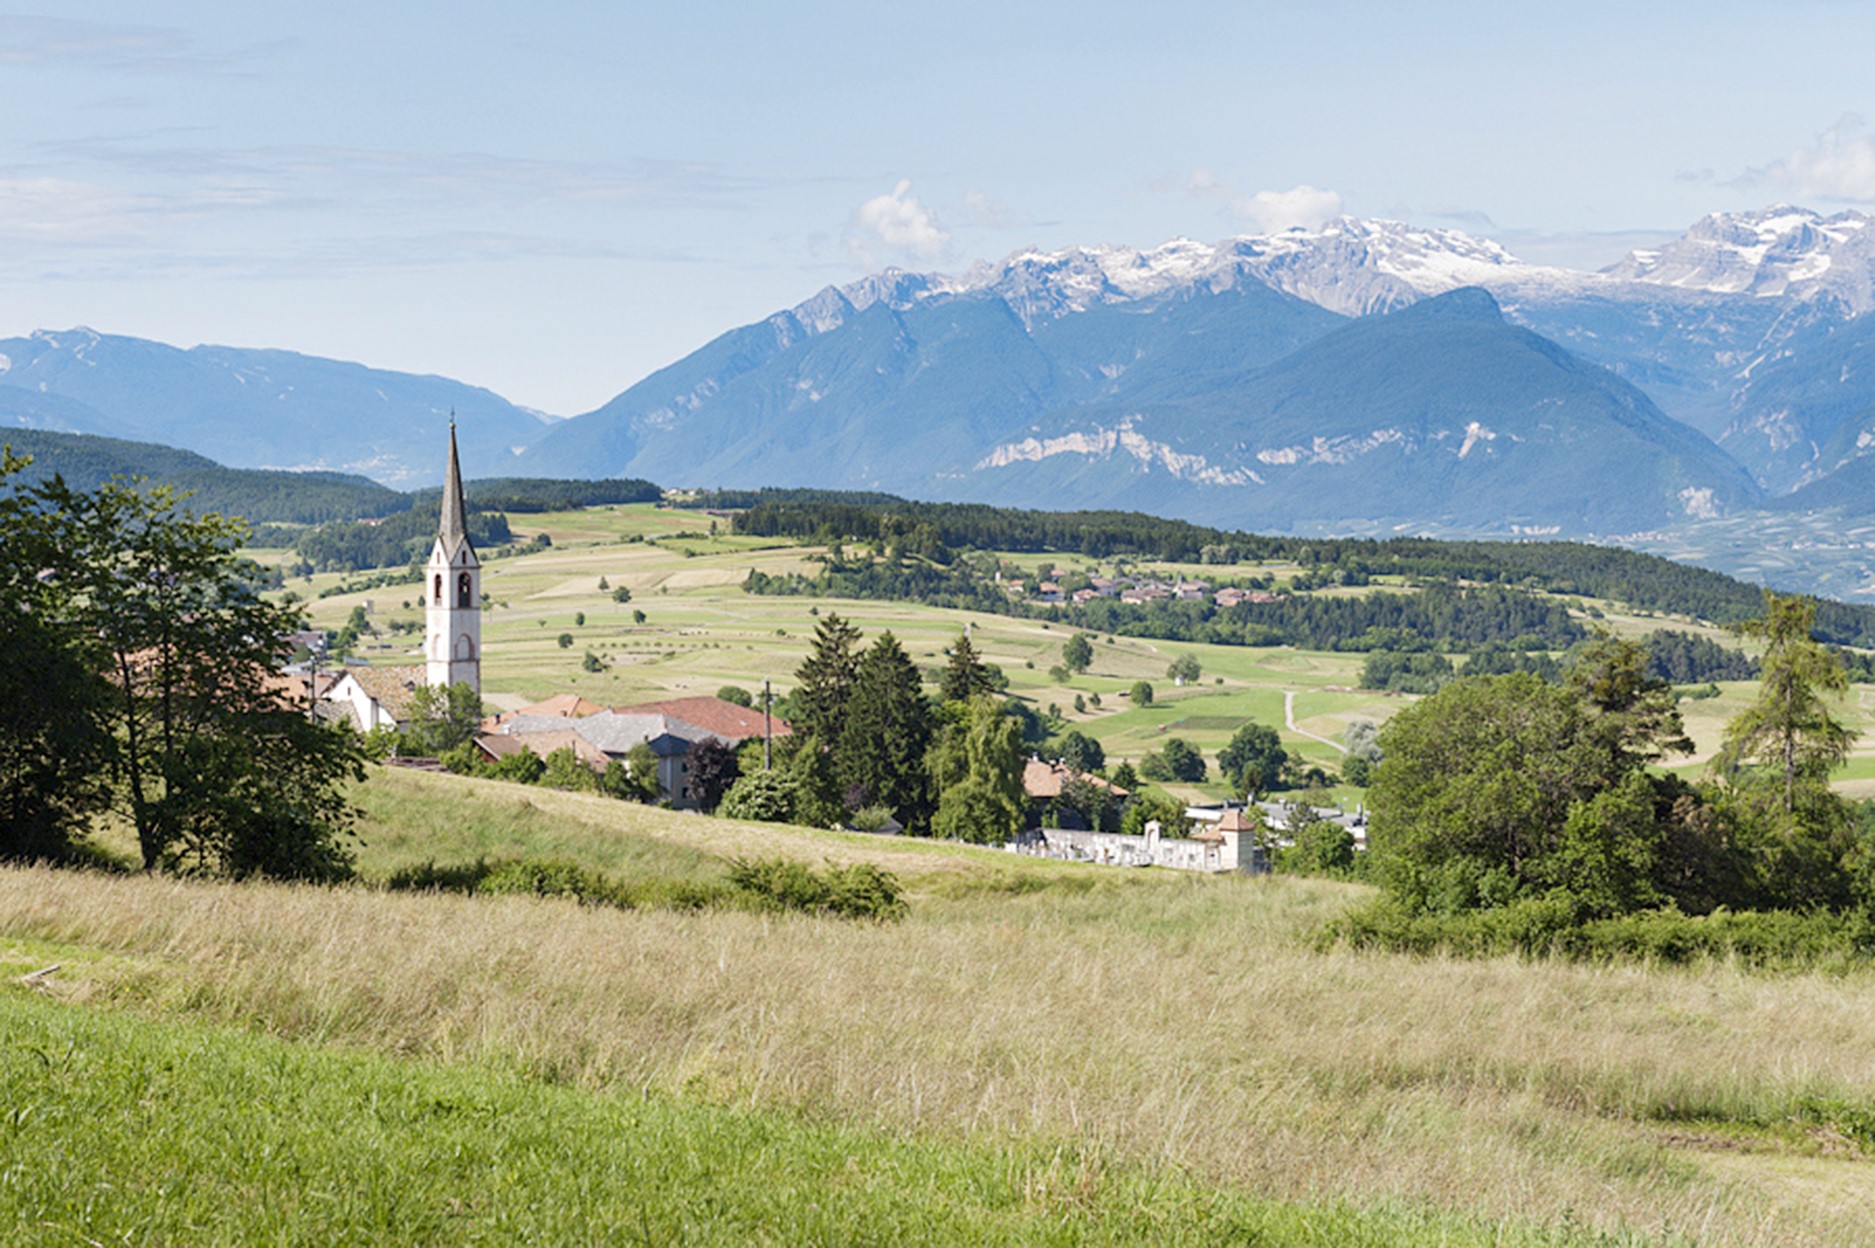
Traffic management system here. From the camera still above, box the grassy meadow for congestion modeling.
[8,774,1875,1244]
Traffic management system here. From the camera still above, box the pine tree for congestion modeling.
[793,612,862,743]
[940,631,993,703]
[837,632,934,829]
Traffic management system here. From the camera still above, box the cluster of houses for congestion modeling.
[1004,573,1282,609]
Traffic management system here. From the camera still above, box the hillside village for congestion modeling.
[294,428,1347,873]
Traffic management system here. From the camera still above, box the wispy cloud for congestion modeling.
[843,179,951,267]
[1181,168,1343,233]
[1736,114,1875,202]
[0,15,289,75]
[40,137,756,212]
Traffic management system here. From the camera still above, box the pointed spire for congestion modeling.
[439,415,470,553]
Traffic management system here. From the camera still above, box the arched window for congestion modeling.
[457,571,473,608]
[433,573,442,605]
[454,634,475,660]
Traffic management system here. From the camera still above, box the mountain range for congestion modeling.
[7,205,1875,538]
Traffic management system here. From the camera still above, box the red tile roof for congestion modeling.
[611,695,790,742]
[1022,759,1130,801]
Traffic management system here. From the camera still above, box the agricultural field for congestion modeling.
[270,502,1875,805]
[7,773,1875,1245]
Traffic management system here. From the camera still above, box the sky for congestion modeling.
[3,0,1875,415]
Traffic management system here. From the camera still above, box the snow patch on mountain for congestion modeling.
[977,418,1264,486]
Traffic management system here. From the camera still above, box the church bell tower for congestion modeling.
[425,421,481,693]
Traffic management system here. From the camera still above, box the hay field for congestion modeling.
[8,770,1875,1246]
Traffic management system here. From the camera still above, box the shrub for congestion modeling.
[726,856,906,921]
[717,769,798,823]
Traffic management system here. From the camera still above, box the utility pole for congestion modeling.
[763,677,773,770]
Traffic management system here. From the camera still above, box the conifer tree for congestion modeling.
[793,612,863,743]
[940,630,993,703]
[837,631,933,829]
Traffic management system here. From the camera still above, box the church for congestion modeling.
[322,425,479,732]
[425,422,480,694]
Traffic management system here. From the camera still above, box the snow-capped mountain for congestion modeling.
[1602,205,1875,312]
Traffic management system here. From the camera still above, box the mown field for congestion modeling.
[263,502,1875,806]
[7,771,1875,1245]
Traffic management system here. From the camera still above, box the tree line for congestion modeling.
[732,493,1875,647]
[747,553,1586,653]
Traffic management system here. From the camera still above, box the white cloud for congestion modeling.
[843,179,950,268]
[1740,114,1875,202]
[1229,184,1344,233]
[1178,169,1343,234]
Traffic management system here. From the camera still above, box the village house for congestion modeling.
[478,695,790,807]
[325,664,421,731]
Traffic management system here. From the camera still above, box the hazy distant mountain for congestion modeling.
[0,329,545,486]
[10,204,1875,530]
[522,205,1872,520]
[524,267,1759,533]
[520,265,1345,489]
[956,288,1761,533]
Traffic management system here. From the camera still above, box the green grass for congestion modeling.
[0,989,1648,1247]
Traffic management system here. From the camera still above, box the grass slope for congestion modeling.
[9,781,1875,1245]
[9,989,1577,1247]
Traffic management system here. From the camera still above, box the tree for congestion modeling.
[540,746,598,792]
[1718,593,1854,812]
[685,738,741,812]
[1110,761,1139,793]
[612,585,632,603]
[1057,775,1117,831]
[0,456,112,861]
[25,469,363,878]
[716,685,754,707]
[929,696,1027,843]
[837,631,934,829]
[940,631,995,703]
[1061,633,1093,674]
[1152,737,1206,783]
[1218,722,1287,796]
[1050,729,1105,774]
[557,633,574,649]
[406,682,484,757]
[1166,653,1201,684]
[794,612,863,744]
[1120,792,1187,838]
[1368,673,1621,913]
[1130,680,1154,707]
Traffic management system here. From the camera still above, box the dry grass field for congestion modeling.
[8,769,1875,1245]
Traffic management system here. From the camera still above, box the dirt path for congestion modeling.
[1284,690,1345,753]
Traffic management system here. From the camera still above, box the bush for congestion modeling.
[726,857,907,921]
[717,769,798,823]
[1322,895,1875,968]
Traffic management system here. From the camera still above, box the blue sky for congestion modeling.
[3,1,1874,414]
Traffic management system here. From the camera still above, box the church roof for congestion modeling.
[438,421,472,557]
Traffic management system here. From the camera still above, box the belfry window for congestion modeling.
[457,571,473,608]
[433,574,442,605]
